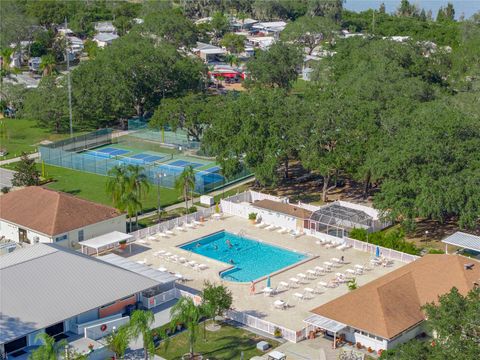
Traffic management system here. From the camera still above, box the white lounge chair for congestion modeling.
[165,230,175,235]
[193,220,203,226]
[198,264,208,270]
[314,266,325,275]
[293,292,304,301]
[255,221,267,228]
[157,232,168,238]
[304,287,315,298]
[289,277,300,287]
[265,224,276,231]
[278,281,289,291]
[176,226,186,232]
[306,270,317,279]
[277,227,288,234]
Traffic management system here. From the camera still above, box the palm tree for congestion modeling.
[29,333,67,360]
[175,165,195,213]
[224,54,238,67]
[126,165,150,229]
[105,324,130,359]
[40,54,56,77]
[170,296,203,359]
[129,310,155,360]
[106,165,129,212]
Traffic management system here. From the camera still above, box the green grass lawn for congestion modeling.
[292,78,311,94]
[5,163,182,212]
[0,119,83,160]
[156,322,279,360]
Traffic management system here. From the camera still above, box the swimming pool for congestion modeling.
[179,231,308,282]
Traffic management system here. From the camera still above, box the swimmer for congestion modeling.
[213,244,218,250]
[196,243,202,248]
[229,259,235,264]
[226,239,233,248]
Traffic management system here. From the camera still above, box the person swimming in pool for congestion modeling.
[196,243,202,248]
[229,259,235,264]
[213,244,218,250]
[226,239,233,248]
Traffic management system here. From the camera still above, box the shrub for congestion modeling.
[273,327,282,338]
[428,248,444,254]
[188,206,197,214]
[1,186,10,194]
[349,228,420,255]
[368,347,373,353]
[356,342,363,349]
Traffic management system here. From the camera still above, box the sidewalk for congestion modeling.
[137,177,254,221]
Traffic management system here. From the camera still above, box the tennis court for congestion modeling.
[39,129,252,194]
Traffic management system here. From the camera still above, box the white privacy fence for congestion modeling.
[130,206,216,240]
[343,237,420,263]
[226,309,302,343]
[84,316,130,340]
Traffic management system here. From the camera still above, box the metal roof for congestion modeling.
[309,203,372,229]
[304,314,347,333]
[79,231,133,250]
[442,232,480,252]
[0,244,158,344]
[99,254,177,284]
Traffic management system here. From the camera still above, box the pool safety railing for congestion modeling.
[343,237,420,263]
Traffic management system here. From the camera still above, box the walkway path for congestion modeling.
[137,177,254,221]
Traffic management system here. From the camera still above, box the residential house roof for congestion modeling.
[0,186,122,236]
[310,255,480,340]
[94,32,119,43]
[0,243,159,344]
[252,199,312,219]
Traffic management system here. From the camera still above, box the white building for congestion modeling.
[93,32,119,48]
[0,186,126,248]
[193,42,226,63]
[305,254,480,353]
[0,243,177,357]
[94,21,116,34]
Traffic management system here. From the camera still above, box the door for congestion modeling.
[45,321,64,337]
[18,228,29,244]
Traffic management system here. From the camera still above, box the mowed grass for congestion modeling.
[0,119,82,159]
[36,164,182,211]
[156,322,279,360]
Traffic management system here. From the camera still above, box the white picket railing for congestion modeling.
[226,309,302,343]
[130,206,216,240]
[343,237,420,263]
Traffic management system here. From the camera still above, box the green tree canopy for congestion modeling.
[219,33,246,54]
[246,41,303,90]
[12,152,40,187]
[281,15,339,54]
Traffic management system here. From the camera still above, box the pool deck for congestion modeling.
[124,214,404,332]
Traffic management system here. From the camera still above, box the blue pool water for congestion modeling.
[180,231,308,282]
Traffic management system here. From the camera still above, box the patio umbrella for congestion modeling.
[266,275,271,288]
[375,246,380,258]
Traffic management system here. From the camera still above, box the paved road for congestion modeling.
[0,168,15,188]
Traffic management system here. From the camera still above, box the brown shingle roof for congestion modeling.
[252,199,312,219]
[310,255,480,339]
[0,187,122,236]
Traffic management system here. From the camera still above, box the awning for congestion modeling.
[304,314,347,333]
[80,231,133,255]
[442,232,480,252]
[99,253,177,284]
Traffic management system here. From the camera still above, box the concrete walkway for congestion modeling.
[137,177,254,221]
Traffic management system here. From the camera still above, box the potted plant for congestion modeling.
[119,239,127,250]
[273,327,282,338]
[88,343,94,352]
[356,342,363,349]
[248,212,257,224]
[367,347,373,353]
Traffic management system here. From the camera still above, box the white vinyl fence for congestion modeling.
[226,309,302,343]
[344,237,420,263]
[130,206,216,240]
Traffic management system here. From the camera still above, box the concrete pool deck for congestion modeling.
[124,214,404,331]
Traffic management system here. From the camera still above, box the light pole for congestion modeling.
[425,230,429,248]
[156,173,166,223]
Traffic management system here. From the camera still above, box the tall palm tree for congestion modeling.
[129,310,155,360]
[126,165,150,228]
[170,296,203,359]
[40,54,56,77]
[105,324,130,359]
[106,165,129,212]
[175,165,195,213]
[29,333,67,360]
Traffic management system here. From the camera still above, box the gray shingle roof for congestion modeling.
[0,244,159,344]
[442,232,480,252]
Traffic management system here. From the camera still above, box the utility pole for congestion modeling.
[65,17,73,137]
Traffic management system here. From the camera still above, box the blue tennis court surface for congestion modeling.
[203,166,221,173]
[97,147,129,156]
[169,160,203,168]
[128,154,165,163]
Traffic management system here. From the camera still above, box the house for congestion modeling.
[0,186,126,248]
[305,254,480,352]
[0,243,177,357]
[67,35,84,55]
[94,21,116,34]
[93,32,119,48]
[193,42,226,63]
[231,17,258,31]
[252,199,312,231]
[247,35,275,50]
[251,21,287,37]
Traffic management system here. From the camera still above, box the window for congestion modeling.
[55,234,68,242]
[78,230,84,241]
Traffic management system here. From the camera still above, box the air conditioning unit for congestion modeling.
[33,236,40,244]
